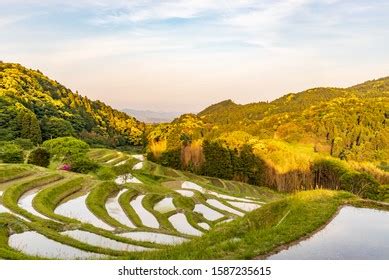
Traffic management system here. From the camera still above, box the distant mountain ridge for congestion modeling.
[198,77,389,124]
[147,76,389,167]
[122,108,183,123]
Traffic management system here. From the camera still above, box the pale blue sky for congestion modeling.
[1,0,389,112]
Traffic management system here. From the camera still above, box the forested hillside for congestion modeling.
[147,78,389,193]
[0,62,145,147]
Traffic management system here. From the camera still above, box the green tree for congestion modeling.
[40,117,75,140]
[201,140,233,179]
[340,171,380,200]
[16,107,42,144]
[42,137,90,160]
[27,147,51,167]
[0,143,24,163]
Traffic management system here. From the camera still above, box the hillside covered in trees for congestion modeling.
[0,61,387,197]
[0,62,145,147]
[147,78,389,194]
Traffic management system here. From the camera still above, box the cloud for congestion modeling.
[0,15,28,29]
[223,0,310,28]
[90,0,260,24]
[1,0,389,112]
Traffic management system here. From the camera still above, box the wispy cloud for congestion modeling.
[0,15,28,29]
[1,0,389,111]
[223,0,310,28]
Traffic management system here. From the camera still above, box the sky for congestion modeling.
[1,0,389,112]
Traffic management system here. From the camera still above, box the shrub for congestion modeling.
[312,159,349,189]
[70,157,99,174]
[0,143,24,163]
[42,137,89,160]
[96,166,116,180]
[340,171,380,199]
[27,147,51,167]
[378,185,389,201]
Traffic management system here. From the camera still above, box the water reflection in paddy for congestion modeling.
[118,231,187,245]
[115,174,142,185]
[193,204,224,221]
[9,231,105,259]
[154,197,176,213]
[168,213,203,236]
[130,195,159,228]
[18,188,49,219]
[175,190,194,197]
[62,230,148,252]
[269,206,389,260]
[132,162,144,170]
[55,194,114,230]
[206,199,244,217]
[226,201,261,212]
[105,189,135,228]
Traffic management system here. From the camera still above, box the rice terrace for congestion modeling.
[0,148,279,259]
[0,62,388,260]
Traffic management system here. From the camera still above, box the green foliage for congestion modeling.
[112,163,134,176]
[27,147,51,167]
[201,140,233,180]
[0,62,145,146]
[15,106,42,144]
[69,157,99,174]
[312,159,349,189]
[0,143,24,163]
[40,117,75,140]
[13,138,34,150]
[339,171,380,200]
[42,137,89,159]
[155,79,389,166]
[158,150,182,169]
[237,145,266,185]
[96,166,116,180]
[378,185,389,202]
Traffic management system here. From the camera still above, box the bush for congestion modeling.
[42,137,89,160]
[13,138,35,150]
[378,185,389,201]
[70,157,99,174]
[201,140,233,180]
[312,159,349,189]
[27,147,51,167]
[0,143,24,163]
[96,166,116,180]
[340,171,380,199]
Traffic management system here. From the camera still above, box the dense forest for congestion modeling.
[0,62,145,147]
[147,78,389,194]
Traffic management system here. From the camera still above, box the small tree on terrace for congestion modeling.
[27,147,51,167]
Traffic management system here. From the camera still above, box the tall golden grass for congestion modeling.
[181,139,204,170]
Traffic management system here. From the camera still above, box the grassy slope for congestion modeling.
[127,190,357,259]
